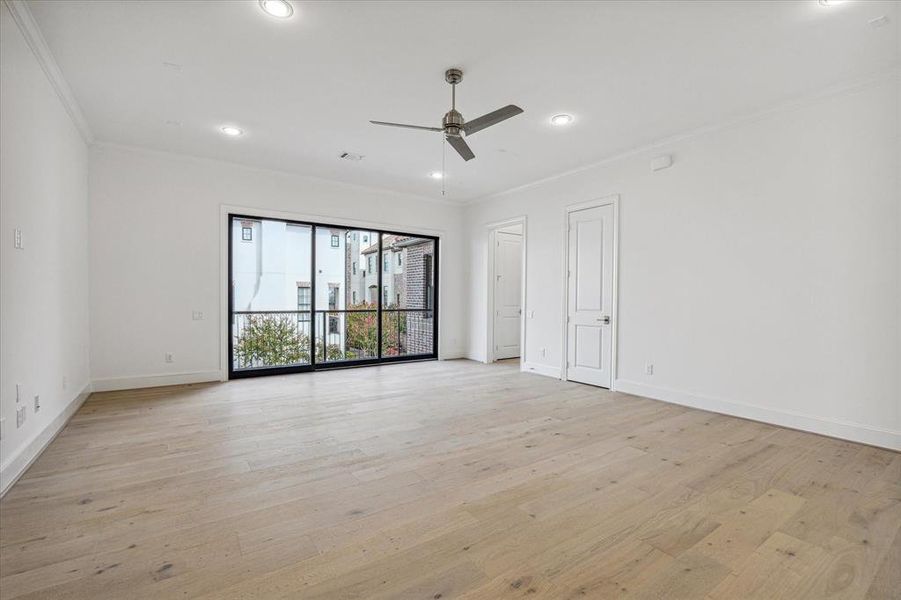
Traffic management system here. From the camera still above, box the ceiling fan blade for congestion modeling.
[370,120,443,132]
[446,135,475,161]
[463,105,524,136]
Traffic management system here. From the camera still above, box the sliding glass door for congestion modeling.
[313,226,379,364]
[228,215,438,378]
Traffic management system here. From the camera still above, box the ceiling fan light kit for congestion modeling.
[370,68,523,162]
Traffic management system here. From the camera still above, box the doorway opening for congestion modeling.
[486,218,526,364]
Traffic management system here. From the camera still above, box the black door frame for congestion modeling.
[227,213,439,379]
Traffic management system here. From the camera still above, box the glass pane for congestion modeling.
[380,233,434,357]
[315,310,378,362]
[314,227,379,363]
[231,218,312,370]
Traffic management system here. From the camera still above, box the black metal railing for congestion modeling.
[381,309,434,357]
[232,311,312,370]
[314,309,378,363]
[232,308,434,371]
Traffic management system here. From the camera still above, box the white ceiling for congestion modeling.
[28,0,899,202]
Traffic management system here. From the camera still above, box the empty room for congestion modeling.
[1,0,899,598]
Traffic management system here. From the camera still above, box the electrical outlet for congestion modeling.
[645,363,654,376]
[34,395,40,413]
[62,375,68,390]
[16,405,26,428]
[540,348,547,358]
[16,383,22,403]
[192,311,204,320]
[165,352,174,363]
[14,228,23,249]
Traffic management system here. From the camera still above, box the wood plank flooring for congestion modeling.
[0,359,898,599]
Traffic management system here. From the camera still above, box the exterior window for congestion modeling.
[230,215,438,374]
[424,254,434,318]
[297,285,311,323]
[328,285,338,310]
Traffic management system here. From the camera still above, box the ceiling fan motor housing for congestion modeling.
[443,109,464,136]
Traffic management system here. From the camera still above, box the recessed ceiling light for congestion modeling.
[259,0,294,19]
[220,125,244,137]
[551,114,574,126]
[430,171,444,180]
[818,0,847,6]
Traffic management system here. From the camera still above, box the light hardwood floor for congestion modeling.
[0,359,898,599]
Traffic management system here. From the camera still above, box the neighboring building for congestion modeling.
[232,219,346,351]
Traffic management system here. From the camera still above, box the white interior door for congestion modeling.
[566,205,614,388]
[493,230,522,360]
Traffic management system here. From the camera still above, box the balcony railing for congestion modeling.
[232,308,433,371]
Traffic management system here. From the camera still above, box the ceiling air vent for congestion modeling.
[339,152,364,162]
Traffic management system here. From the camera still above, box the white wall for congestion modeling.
[0,3,91,492]
[88,144,466,390]
[465,77,901,449]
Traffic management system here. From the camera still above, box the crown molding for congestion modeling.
[91,141,463,208]
[466,65,900,206]
[4,0,94,144]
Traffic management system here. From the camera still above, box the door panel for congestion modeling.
[566,205,614,388]
[494,230,522,360]
[575,220,604,312]
[574,324,602,369]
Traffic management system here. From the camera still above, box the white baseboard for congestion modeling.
[522,362,562,379]
[91,370,223,392]
[0,382,92,497]
[614,379,901,451]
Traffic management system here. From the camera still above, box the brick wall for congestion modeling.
[403,240,434,354]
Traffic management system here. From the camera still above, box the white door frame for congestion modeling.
[561,195,620,389]
[485,216,527,364]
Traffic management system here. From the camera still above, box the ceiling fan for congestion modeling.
[370,68,523,162]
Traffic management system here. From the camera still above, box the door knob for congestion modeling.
[598,316,611,324]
